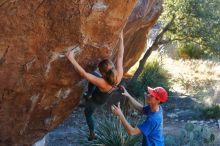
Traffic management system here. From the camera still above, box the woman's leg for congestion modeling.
[83,71,101,140]
[84,100,99,140]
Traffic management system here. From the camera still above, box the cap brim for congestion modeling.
[147,87,157,98]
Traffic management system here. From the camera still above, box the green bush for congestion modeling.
[140,60,170,92]
[202,104,220,119]
[177,42,206,59]
[126,60,170,100]
[126,79,146,100]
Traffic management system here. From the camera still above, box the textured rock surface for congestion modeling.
[0,0,162,145]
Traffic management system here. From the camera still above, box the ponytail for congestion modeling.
[104,68,118,86]
[98,59,117,86]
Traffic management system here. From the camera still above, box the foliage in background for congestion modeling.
[127,79,146,100]
[132,0,220,80]
[165,123,216,146]
[177,42,207,59]
[127,60,170,100]
[202,104,220,119]
[78,114,142,146]
[160,0,220,57]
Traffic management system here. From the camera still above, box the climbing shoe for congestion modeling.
[88,132,97,141]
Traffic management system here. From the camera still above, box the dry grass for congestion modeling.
[163,55,220,105]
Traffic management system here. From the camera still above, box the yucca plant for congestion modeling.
[78,114,142,146]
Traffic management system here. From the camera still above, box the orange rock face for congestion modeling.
[0,0,162,145]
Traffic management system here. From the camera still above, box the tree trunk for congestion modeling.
[131,15,175,81]
[132,44,157,80]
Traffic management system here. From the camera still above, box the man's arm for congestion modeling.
[120,86,143,112]
[111,104,141,136]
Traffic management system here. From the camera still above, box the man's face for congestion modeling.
[145,94,159,105]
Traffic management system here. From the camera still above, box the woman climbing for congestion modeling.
[65,31,124,140]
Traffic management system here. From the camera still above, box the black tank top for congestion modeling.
[91,87,116,105]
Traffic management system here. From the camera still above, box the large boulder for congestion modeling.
[0,0,162,145]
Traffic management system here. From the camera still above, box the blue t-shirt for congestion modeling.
[137,106,164,146]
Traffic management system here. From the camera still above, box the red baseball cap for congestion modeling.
[147,87,168,103]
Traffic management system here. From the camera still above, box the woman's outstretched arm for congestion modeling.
[116,31,124,83]
[65,50,105,88]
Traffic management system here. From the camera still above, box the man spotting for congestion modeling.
[111,86,168,146]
